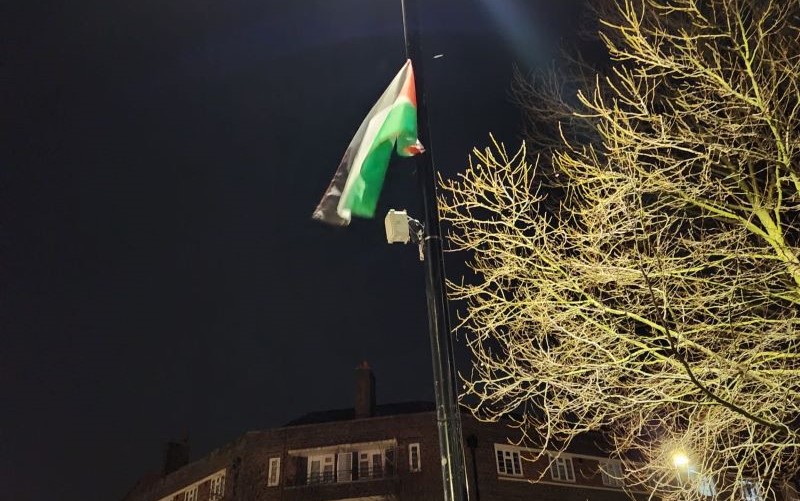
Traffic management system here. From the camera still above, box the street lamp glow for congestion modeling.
[672,451,690,469]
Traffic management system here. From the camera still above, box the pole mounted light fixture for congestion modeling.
[672,451,691,469]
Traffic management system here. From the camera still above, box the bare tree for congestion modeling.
[439,1,800,500]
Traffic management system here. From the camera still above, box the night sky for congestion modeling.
[2,1,586,500]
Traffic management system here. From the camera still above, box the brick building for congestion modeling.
[122,363,646,501]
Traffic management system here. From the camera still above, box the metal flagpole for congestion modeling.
[400,1,469,500]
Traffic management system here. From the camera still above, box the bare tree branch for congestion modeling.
[439,1,800,500]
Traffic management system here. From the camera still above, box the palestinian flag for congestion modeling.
[313,59,424,226]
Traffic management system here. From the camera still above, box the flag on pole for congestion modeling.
[312,59,424,226]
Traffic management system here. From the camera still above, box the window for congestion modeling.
[697,474,716,497]
[156,469,226,501]
[292,443,397,485]
[209,473,225,500]
[267,457,281,487]
[600,461,624,487]
[742,480,763,501]
[337,452,353,483]
[358,450,383,479]
[385,447,396,476]
[409,443,421,472]
[308,454,335,484]
[549,454,575,482]
[495,445,522,476]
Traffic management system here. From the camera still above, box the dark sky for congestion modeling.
[2,1,586,500]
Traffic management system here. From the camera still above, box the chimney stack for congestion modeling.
[354,361,376,419]
[162,438,190,476]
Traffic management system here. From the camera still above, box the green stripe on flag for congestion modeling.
[343,101,418,218]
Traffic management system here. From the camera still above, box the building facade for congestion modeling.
[121,363,650,501]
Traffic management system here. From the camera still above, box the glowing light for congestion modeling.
[672,451,690,469]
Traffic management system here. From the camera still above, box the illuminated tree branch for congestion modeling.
[439,1,800,500]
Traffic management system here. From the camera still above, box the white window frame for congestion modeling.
[157,469,226,501]
[742,480,763,501]
[495,445,523,476]
[549,454,575,482]
[599,460,624,487]
[697,474,716,497]
[209,472,225,500]
[267,457,281,487]
[358,449,384,479]
[337,452,353,483]
[289,440,398,486]
[409,443,421,472]
[308,454,335,484]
